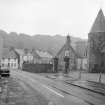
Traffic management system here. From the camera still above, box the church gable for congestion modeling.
[56,35,76,59]
[56,35,77,70]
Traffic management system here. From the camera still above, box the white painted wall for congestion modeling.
[23,53,33,63]
[1,58,18,69]
[82,58,88,70]
[77,58,88,70]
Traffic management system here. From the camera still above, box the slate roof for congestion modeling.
[90,9,105,33]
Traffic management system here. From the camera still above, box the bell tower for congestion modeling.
[88,9,105,72]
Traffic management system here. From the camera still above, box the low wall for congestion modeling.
[22,63,53,73]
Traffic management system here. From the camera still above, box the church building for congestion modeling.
[88,9,105,73]
[56,35,77,72]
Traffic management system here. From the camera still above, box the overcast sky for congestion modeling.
[0,0,104,38]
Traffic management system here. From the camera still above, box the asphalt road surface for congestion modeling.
[10,70,105,105]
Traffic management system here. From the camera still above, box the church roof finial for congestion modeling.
[66,34,71,44]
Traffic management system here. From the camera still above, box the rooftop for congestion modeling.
[36,50,53,58]
[90,9,105,33]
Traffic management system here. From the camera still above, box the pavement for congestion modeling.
[0,70,105,105]
[39,71,105,83]
[40,72,105,95]
[68,71,105,83]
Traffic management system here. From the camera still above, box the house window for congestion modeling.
[65,50,69,57]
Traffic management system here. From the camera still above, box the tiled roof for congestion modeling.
[90,9,105,33]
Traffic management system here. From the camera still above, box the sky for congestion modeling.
[0,0,104,39]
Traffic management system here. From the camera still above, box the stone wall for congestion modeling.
[88,32,105,72]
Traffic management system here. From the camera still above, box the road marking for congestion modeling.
[42,85,64,98]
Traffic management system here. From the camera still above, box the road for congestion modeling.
[10,70,105,105]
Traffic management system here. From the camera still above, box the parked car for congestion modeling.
[0,66,10,77]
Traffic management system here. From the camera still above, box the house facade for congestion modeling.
[1,47,53,70]
[20,48,53,64]
[77,54,88,70]
[1,48,19,69]
[76,41,88,70]
[23,49,34,63]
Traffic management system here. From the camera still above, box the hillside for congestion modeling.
[0,30,87,55]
